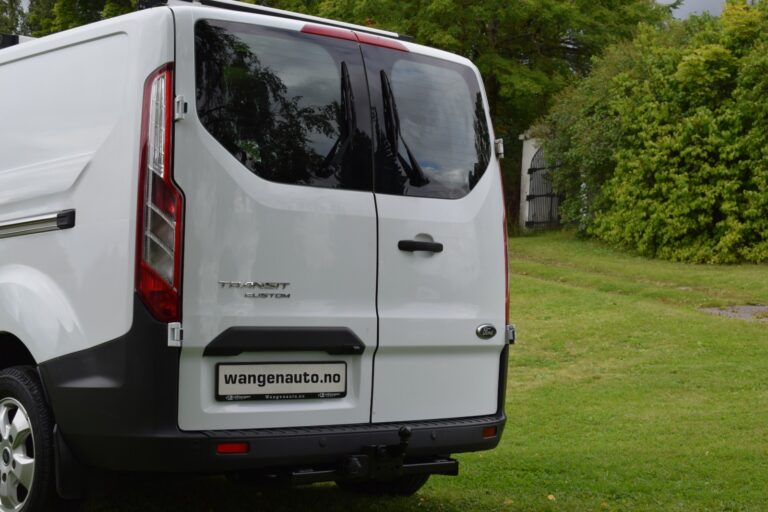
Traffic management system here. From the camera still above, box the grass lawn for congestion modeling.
[85,231,768,511]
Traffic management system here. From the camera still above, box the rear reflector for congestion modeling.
[482,426,498,439]
[301,24,409,52]
[216,442,250,455]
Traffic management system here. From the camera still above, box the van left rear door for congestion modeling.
[172,9,378,431]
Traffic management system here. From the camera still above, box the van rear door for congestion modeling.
[172,10,378,430]
[363,46,507,423]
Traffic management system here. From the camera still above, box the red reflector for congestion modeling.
[301,24,357,42]
[482,426,498,439]
[355,32,409,52]
[216,442,249,455]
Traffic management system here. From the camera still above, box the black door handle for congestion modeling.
[398,240,444,253]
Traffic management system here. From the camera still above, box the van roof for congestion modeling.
[157,0,406,41]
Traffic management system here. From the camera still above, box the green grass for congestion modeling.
[87,231,768,512]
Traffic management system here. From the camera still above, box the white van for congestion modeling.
[0,0,511,509]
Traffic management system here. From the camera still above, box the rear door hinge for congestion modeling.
[168,322,183,348]
[495,138,505,159]
[505,324,516,345]
[174,95,188,121]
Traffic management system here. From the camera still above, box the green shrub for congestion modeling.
[537,1,768,263]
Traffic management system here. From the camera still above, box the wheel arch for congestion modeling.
[0,331,37,370]
[0,264,88,364]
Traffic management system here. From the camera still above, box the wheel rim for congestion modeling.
[0,398,34,512]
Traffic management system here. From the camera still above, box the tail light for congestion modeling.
[136,63,183,322]
[500,164,509,325]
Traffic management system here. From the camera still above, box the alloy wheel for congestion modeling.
[0,398,35,512]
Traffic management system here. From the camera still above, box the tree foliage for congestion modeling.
[538,1,768,263]
[0,0,25,33]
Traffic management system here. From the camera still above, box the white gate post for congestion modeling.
[518,134,541,231]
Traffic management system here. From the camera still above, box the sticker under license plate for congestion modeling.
[216,362,347,401]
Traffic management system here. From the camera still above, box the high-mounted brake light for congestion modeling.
[301,24,357,42]
[136,63,184,323]
[301,24,409,52]
[355,32,408,52]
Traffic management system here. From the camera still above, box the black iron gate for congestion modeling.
[525,148,560,229]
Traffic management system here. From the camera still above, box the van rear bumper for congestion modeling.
[38,296,508,473]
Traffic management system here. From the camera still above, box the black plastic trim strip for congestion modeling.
[204,326,366,357]
[0,34,19,49]
[56,209,76,230]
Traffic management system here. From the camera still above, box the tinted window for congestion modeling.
[364,47,492,199]
[195,20,373,191]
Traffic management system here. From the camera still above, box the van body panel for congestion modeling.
[0,9,175,363]
[2,2,508,483]
[361,44,506,422]
[173,7,378,430]
[371,172,506,422]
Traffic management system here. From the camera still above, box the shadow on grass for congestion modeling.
[83,475,460,512]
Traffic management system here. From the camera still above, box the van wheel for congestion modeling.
[336,474,430,497]
[0,367,57,512]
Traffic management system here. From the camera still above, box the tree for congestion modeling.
[538,1,768,263]
[0,0,25,34]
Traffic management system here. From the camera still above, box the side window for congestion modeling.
[195,20,373,191]
[364,47,492,200]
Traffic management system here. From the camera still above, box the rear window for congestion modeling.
[194,20,492,199]
[364,47,492,200]
[195,20,373,191]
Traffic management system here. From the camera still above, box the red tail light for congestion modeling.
[136,63,183,323]
[500,164,509,325]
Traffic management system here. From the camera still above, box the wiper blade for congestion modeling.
[318,62,356,176]
[380,70,428,187]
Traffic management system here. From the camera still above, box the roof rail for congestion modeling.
[0,34,36,50]
[140,0,412,42]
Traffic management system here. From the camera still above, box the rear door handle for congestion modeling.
[398,240,443,253]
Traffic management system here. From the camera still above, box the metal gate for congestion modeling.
[525,148,560,229]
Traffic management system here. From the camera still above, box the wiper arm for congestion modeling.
[380,70,428,187]
[318,62,356,176]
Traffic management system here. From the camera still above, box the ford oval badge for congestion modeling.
[476,324,497,340]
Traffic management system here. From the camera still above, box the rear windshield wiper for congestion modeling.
[317,62,356,176]
[380,70,428,187]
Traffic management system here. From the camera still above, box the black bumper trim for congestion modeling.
[204,326,365,357]
[39,295,508,473]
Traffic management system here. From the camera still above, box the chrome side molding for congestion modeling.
[0,209,76,240]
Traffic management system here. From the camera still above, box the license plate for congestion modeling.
[216,362,347,401]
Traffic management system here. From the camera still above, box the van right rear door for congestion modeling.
[363,45,508,423]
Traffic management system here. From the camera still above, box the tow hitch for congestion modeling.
[290,427,459,485]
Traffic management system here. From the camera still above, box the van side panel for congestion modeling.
[0,10,175,363]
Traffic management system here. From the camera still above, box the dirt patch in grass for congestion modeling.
[699,305,768,322]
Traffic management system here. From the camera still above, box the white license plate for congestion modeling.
[216,362,347,401]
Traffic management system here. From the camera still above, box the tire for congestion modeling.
[0,366,57,512]
[336,474,430,497]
